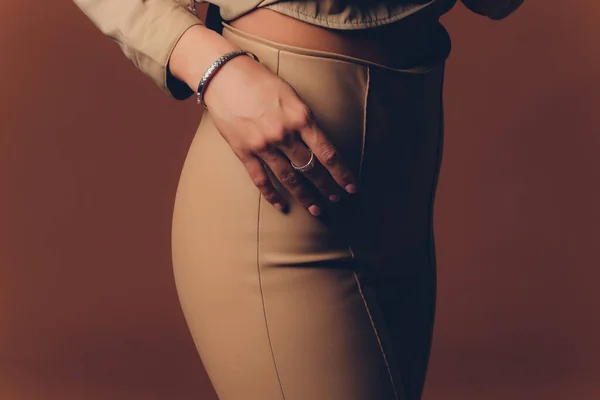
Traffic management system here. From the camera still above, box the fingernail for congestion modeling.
[329,194,341,203]
[345,184,357,194]
[274,203,284,212]
[308,205,321,216]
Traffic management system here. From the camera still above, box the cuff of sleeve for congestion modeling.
[166,60,196,100]
[139,6,204,100]
[164,19,203,100]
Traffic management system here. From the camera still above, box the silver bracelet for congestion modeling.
[196,50,260,110]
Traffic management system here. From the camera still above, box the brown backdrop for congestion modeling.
[1,1,598,399]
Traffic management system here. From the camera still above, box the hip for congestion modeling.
[173,21,446,259]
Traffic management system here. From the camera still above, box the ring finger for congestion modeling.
[278,136,342,204]
[257,148,322,216]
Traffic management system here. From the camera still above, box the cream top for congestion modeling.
[204,1,456,29]
[73,0,456,99]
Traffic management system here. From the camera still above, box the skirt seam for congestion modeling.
[256,194,286,400]
[255,47,286,400]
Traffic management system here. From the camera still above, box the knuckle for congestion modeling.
[238,149,252,160]
[262,191,279,204]
[252,176,272,191]
[288,105,313,130]
[250,139,270,153]
[279,170,300,187]
[320,146,339,167]
[338,171,352,184]
[336,169,354,186]
[268,126,290,145]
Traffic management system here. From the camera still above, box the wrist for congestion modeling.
[201,53,261,108]
[169,25,242,91]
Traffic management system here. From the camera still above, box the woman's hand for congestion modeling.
[461,0,524,20]
[202,54,358,217]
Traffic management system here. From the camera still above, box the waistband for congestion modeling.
[221,22,445,74]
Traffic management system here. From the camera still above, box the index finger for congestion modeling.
[299,121,357,194]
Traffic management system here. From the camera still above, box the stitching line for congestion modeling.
[256,50,285,400]
[350,254,401,400]
[358,66,370,177]
[256,192,286,400]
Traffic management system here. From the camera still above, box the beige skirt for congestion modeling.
[171,21,446,400]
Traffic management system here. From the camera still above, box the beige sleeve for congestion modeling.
[72,0,204,100]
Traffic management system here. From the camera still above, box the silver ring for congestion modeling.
[290,150,315,173]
